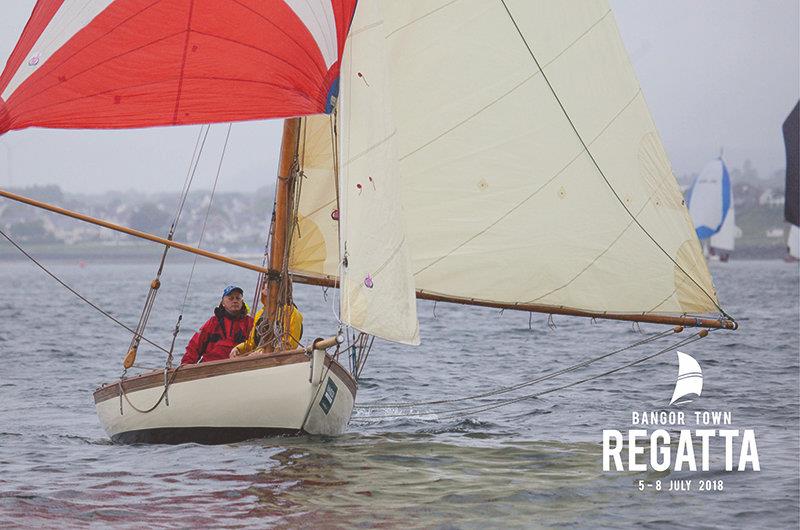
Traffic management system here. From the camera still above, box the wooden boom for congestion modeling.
[290,273,738,330]
[0,187,270,275]
[0,187,737,331]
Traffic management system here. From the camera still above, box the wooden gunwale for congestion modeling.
[93,350,356,404]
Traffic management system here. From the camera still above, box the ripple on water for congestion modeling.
[0,260,797,528]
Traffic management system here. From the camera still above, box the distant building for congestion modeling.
[759,188,785,207]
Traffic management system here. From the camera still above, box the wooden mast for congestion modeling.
[264,117,302,352]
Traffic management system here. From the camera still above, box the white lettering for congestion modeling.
[719,429,739,471]
[738,429,760,471]
[629,429,647,472]
[695,429,715,471]
[650,429,670,472]
[675,430,697,471]
[603,430,624,471]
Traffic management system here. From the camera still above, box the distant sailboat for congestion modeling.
[686,157,736,259]
[669,351,703,406]
[783,102,799,261]
[710,201,739,261]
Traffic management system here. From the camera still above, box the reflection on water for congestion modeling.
[0,259,797,528]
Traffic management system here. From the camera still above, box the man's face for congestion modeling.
[222,291,243,313]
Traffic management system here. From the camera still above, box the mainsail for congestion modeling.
[292,1,722,326]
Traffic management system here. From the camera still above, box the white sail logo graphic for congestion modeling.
[669,351,703,406]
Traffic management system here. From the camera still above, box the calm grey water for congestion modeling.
[0,256,797,529]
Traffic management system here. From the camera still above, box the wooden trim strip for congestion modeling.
[324,355,358,396]
[94,350,356,404]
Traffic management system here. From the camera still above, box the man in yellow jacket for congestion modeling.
[230,282,303,357]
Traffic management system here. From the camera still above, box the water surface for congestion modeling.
[0,258,797,528]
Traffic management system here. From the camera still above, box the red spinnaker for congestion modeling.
[0,0,357,135]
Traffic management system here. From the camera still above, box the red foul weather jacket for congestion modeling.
[181,307,254,364]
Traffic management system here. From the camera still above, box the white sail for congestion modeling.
[669,351,703,405]
[290,115,341,280]
[710,202,739,253]
[293,0,720,319]
[334,1,420,344]
[687,158,732,241]
[789,224,800,259]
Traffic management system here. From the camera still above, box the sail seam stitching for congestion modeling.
[9,1,171,110]
[189,30,323,89]
[384,0,463,39]
[525,198,651,304]
[395,9,610,163]
[647,288,677,314]
[172,0,194,124]
[412,89,640,278]
[399,71,539,162]
[343,131,397,166]
[231,0,327,79]
[499,0,731,319]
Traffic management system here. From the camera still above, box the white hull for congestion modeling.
[94,350,356,444]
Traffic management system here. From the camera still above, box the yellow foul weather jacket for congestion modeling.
[233,304,303,354]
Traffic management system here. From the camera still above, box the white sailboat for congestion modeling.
[710,202,739,261]
[0,1,736,444]
[686,157,735,260]
[789,225,800,261]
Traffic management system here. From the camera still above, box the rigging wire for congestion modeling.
[436,331,709,420]
[355,327,677,409]
[498,0,734,322]
[126,124,211,367]
[351,330,709,421]
[0,228,170,354]
[179,123,233,314]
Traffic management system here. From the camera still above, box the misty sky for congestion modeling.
[0,1,798,194]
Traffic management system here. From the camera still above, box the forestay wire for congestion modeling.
[351,328,710,421]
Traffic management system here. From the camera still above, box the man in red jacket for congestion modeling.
[181,285,254,365]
